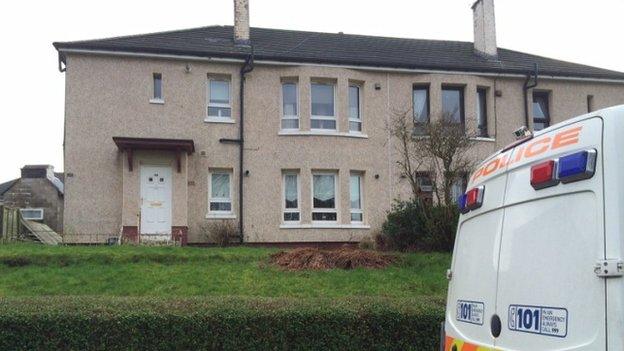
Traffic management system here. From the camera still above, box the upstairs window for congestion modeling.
[477,88,488,137]
[20,208,44,220]
[312,173,337,222]
[283,173,300,222]
[349,173,363,223]
[281,82,299,130]
[152,73,163,102]
[413,86,430,125]
[348,85,362,133]
[209,170,232,215]
[532,92,550,131]
[207,79,232,120]
[442,86,465,126]
[311,83,336,130]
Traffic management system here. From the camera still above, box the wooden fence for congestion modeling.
[0,205,22,243]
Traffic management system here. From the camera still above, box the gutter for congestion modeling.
[523,63,539,128]
[55,48,624,85]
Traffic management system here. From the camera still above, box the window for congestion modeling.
[349,85,362,132]
[413,86,430,124]
[207,79,232,119]
[152,73,163,101]
[312,173,337,222]
[413,86,430,135]
[442,87,465,126]
[281,82,299,130]
[20,208,44,220]
[283,173,300,222]
[209,171,232,214]
[450,175,468,204]
[311,83,336,130]
[532,92,550,131]
[349,173,363,223]
[415,172,433,193]
[587,95,595,113]
[477,88,488,137]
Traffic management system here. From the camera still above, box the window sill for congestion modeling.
[204,117,235,124]
[280,223,371,229]
[149,98,164,105]
[206,213,236,219]
[470,137,496,142]
[278,130,369,139]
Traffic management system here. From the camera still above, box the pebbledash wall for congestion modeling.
[62,53,624,244]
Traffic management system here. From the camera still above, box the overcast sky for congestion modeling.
[1,0,623,183]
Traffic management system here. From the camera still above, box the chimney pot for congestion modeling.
[234,0,250,45]
[472,0,498,58]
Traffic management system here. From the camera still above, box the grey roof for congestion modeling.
[54,26,624,81]
[0,179,18,198]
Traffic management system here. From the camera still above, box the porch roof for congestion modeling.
[113,137,195,172]
[113,137,195,154]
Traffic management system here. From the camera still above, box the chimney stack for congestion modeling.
[234,0,250,45]
[472,0,497,58]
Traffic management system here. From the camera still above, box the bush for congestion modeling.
[201,220,238,247]
[0,296,445,351]
[382,199,459,252]
[357,236,375,250]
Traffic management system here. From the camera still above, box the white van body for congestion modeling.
[444,105,624,351]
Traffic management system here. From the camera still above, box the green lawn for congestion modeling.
[0,244,451,298]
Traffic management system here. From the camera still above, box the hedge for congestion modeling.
[0,296,444,351]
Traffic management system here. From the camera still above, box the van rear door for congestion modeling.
[494,117,605,350]
[444,150,512,349]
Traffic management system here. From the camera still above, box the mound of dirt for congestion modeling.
[269,248,396,270]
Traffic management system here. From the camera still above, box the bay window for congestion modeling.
[312,173,337,222]
[311,83,336,130]
[442,86,465,126]
[283,173,300,222]
[281,82,299,130]
[348,85,362,132]
[349,173,363,223]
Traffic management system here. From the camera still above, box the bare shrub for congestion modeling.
[358,236,375,250]
[200,221,238,247]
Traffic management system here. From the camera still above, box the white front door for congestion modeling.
[140,165,172,235]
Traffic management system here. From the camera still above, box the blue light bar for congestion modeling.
[558,149,597,183]
[457,194,469,214]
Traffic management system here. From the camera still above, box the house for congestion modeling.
[53,0,624,245]
[0,165,64,233]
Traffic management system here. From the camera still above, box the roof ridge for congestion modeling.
[53,25,230,48]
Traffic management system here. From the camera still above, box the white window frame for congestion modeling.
[207,170,234,217]
[281,82,300,131]
[311,172,338,223]
[349,173,363,223]
[348,85,362,134]
[20,208,44,220]
[206,78,233,123]
[282,172,301,223]
[310,82,337,131]
[150,73,164,104]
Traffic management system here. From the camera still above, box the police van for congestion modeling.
[443,105,624,351]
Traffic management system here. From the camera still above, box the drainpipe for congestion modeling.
[220,50,254,243]
[523,63,539,128]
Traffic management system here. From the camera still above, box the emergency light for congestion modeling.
[530,149,597,190]
[458,186,484,213]
[558,149,597,183]
[530,160,559,190]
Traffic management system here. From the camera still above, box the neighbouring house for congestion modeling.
[0,165,64,233]
[53,0,624,245]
